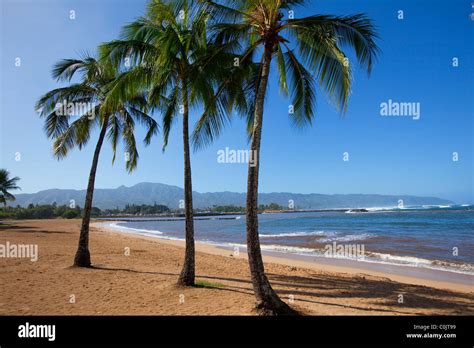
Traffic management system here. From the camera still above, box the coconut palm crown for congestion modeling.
[0,169,21,205]
[36,54,158,267]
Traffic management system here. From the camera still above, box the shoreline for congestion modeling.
[99,221,473,293]
[1,219,473,315]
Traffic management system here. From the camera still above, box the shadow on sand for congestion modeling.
[87,264,474,315]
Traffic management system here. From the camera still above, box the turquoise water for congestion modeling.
[108,205,474,275]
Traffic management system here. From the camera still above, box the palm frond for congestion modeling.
[286,14,379,74]
[52,59,87,82]
[36,84,96,118]
[283,46,317,127]
[191,44,260,150]
[126,105,159,145]
[276,44,288,95]
[52,114,96,159]
[286,24,352,112]
[0,169,21,196]
[102,66,153,114]
[120,110,139,172]
[107,114,122,164]
[161,85,180,150]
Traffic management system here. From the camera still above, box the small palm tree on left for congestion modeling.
[0,169,20,206]
[36,54,158,267]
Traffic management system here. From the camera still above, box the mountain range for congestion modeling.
[11,182,454,210]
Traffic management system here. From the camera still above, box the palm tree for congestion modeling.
[100,0,243,286]
[0,169,21,205]
[36,54,158,267]
[193,0,379,314]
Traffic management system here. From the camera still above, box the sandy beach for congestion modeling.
[0,219,473,315]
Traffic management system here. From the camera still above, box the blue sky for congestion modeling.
[1,0,473,203]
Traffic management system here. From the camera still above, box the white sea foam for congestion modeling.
[203,241,474,275]
[370,252,432,265]
[360,206,397,212]
[365,206,397,211]
[318,233,373,243]
[257,244,473,275]
[362,204,455,212]
[344,206,405,213]
[217,242,473,275]
[107,222,163,235]
[421,204,453,209]
[364,252,474,275]
[259,231,326,238]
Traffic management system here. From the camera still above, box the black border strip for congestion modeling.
[0,315,472,346]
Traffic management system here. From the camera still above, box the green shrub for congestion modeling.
[62,210,79,219]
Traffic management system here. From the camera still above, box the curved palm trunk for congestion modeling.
[246,48,296,315]
[73,115,110,267]
[177,81,195,286]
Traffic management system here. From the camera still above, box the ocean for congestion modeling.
[104,205,474,276]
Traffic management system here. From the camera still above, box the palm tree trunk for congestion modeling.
[177,79,195,286]
[246,48,296,315]
[73,115,110,267]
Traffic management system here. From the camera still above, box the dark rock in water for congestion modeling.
[346,209,369,213]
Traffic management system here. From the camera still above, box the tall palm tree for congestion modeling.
[100,0,244,286]
[193,0,379,314]
[0,169,20,205]
[36,54,158,267]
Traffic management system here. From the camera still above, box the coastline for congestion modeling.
[1,219,473,315]
[100,207,474,280]
[100,221,474,293]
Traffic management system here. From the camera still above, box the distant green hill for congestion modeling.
[12,182,454,210]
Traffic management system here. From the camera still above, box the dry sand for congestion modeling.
[0,219,473,315]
